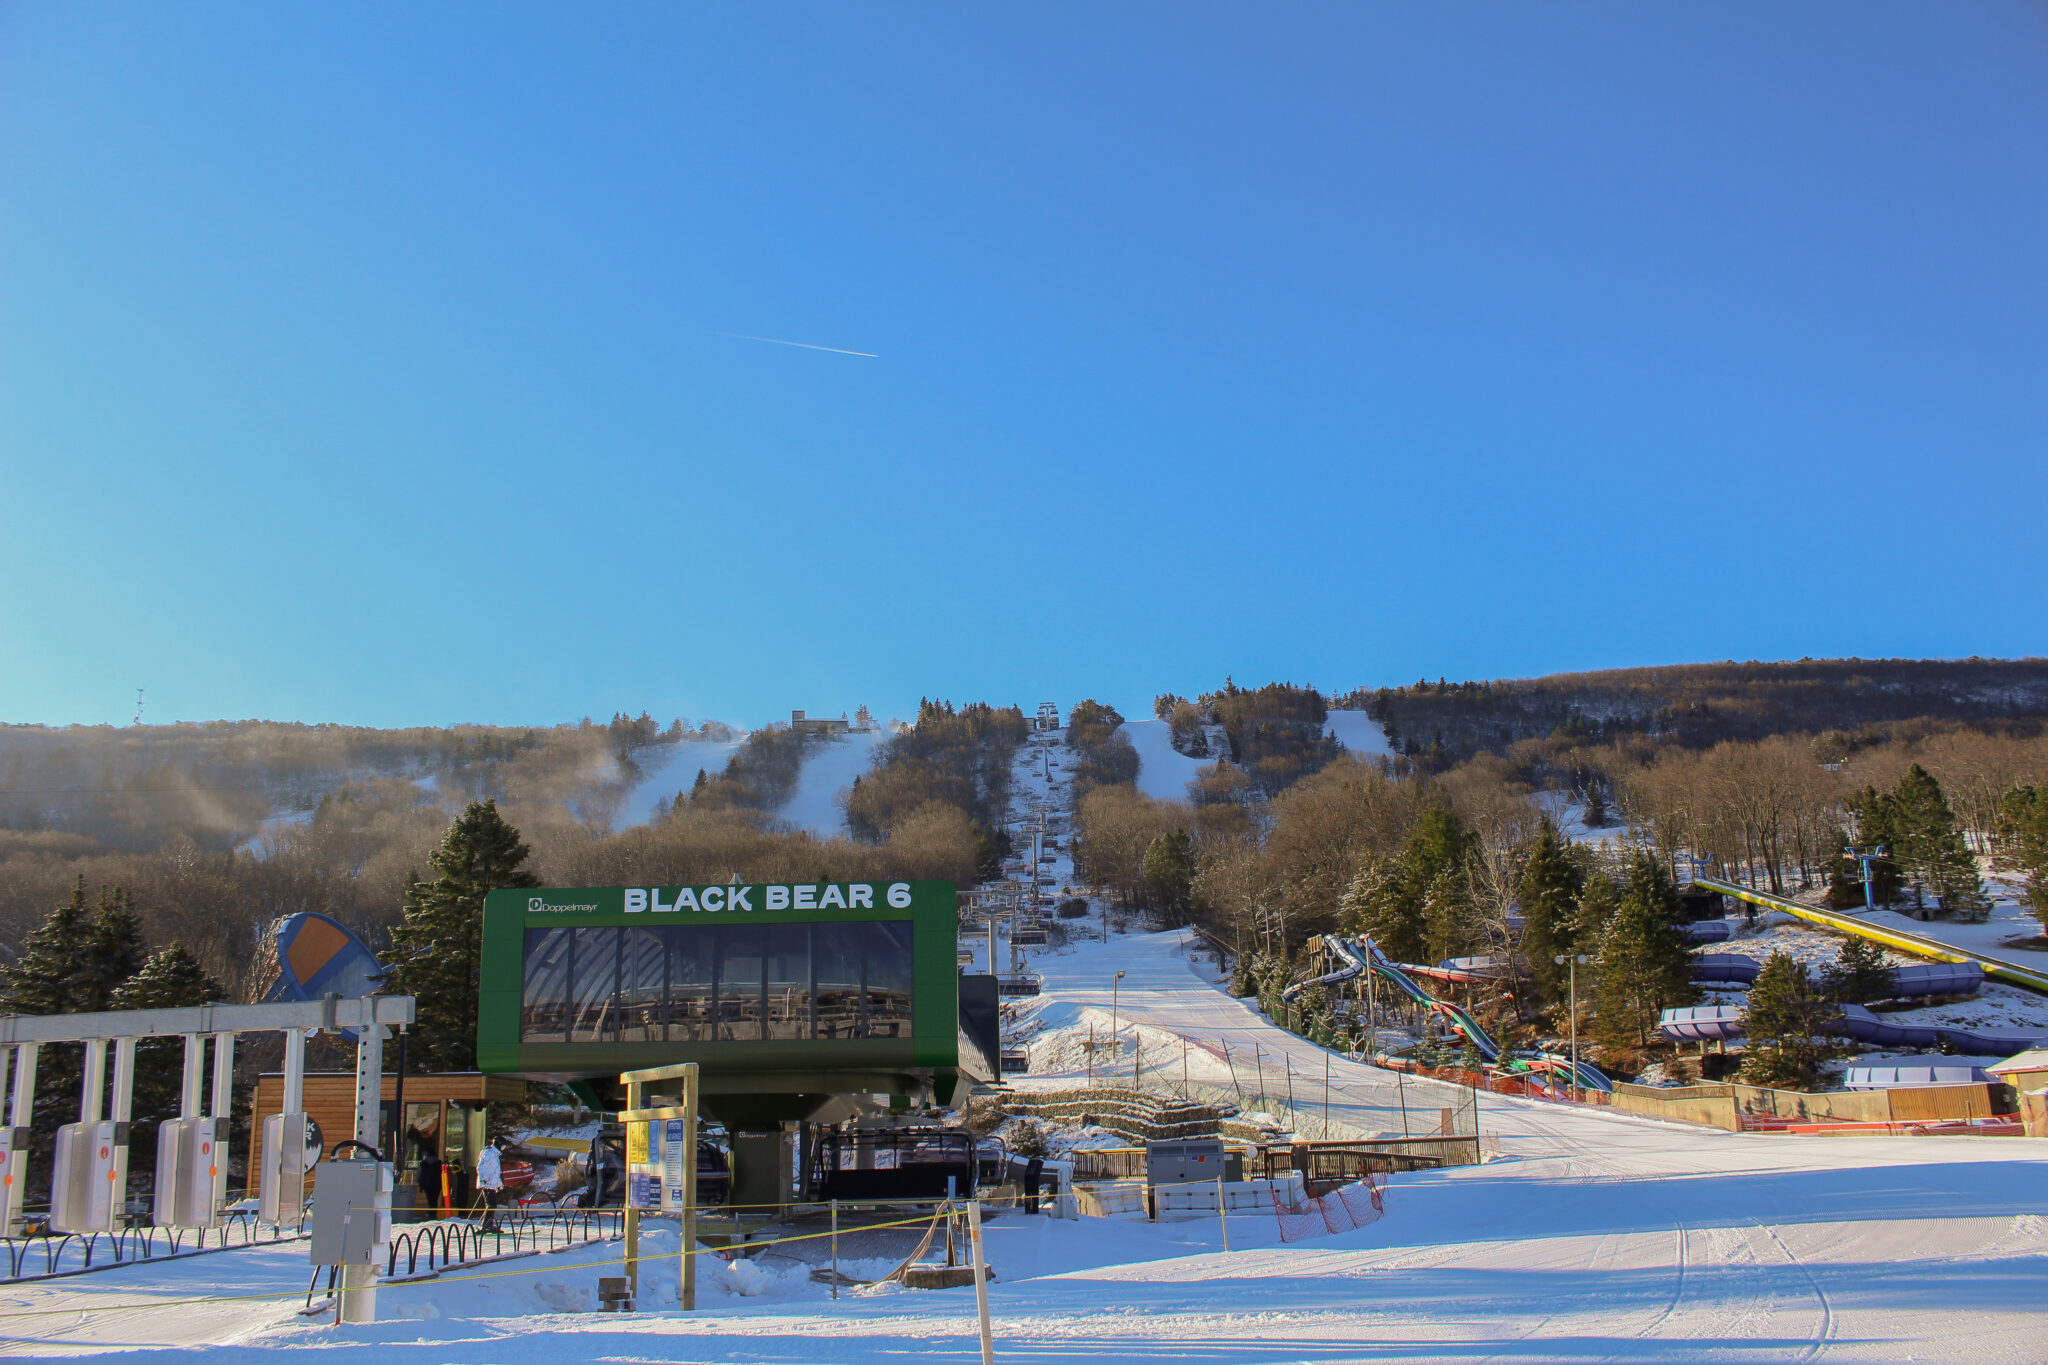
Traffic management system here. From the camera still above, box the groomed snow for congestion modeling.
[612,738,744,829]
[1116,719,1207,804]
[772,730,889,839]
[1322,709,1391,758]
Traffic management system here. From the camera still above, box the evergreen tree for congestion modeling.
[1739,952,1833,1089]
[384,800,540,1071]
[83,887,145,1010]
[1142,829,1197,923]
[1822,935,1893,1004]
[1846,786,1906,905]
[0,876,95,1017]
[1888,765,1985,916]
[1401,809,1471,901]
[1421,868,1472,966]
[1994,785,2048,931]
[1339,856,1424,965]
[0,879,150,1139]
[1592,854,1695,1047]
[1573,871,1621,942]
[1517,820,1584,1003]
[113,945,226,1161]
[1581,782,1608,829]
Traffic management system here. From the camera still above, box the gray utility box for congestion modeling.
[309,1159,394,1267]
[1145,1140,1237,1187]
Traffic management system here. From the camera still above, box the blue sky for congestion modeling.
[4,4,2044,731]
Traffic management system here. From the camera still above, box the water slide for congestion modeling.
[1694,876,2048,996]
[1691,953,1986,998]
[1281,935,1613,1093]
[1659,1002,2048,1055]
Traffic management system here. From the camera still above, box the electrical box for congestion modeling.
[0,1126,28,1232]
[309,1158,393,1266]
[1145,1139,1227,1187]
[155,1117,228,1230]
[259,1111,314,1226]
[50,1121,130,1234]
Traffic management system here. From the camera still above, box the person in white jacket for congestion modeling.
[476,1140,505,1231]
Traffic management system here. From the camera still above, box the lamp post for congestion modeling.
[1111,970,1126,1079]
[1554,954,1590,1099]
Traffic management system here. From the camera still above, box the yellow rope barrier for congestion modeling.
[0,1210,964,1323]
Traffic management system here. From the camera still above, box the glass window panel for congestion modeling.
[663,926,714,1042]
[521,928,571,1042]
[864,922,914,1039]
[570,926,619,1043]
[715,925,765,1042]
[617,927,666,1042]
[766,925,812,1041]
[814,923,865,1040]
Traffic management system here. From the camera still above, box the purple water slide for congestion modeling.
[1689,954,1985,999]
[1831,1004,2047,1056]
[1660,1005,1747,1041]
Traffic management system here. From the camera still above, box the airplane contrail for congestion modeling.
[724,332,878,358]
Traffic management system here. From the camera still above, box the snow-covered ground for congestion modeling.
[1322,709,1391,759]
[771,730,889,839]
[1831,876,2048,961]
[611,738,745,829]
[1114,718,1208,805]
[21,928,2048,1362]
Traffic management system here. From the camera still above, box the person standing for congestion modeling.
[476,1139,505,1231]
[415,1145,445,1220]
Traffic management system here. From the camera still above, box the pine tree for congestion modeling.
[1847,786,1906,905]
[1517,820,1584,1003]
[1822,935,1893,1004]
[1994,785,2048,931]
[0,876,95,1017]
[83,887,145,1010]
[1573,871,1621,941]
[1142,829,1197,923]
[1592,854,1696,1048]
[1888,765,1985,916]
[1739,952,1833,1089]
[383,800,540,1071]
[1339,856,1424,965]
[0,879,151,1139]
[113,945,226,1156]
[1421,868,1472,966]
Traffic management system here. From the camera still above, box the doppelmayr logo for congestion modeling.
[528,897,600,914]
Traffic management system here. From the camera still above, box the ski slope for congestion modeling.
[772,730,889,838]
[1322,708,1391,758]
[1116,719,1207,803]
[612,738,744,828]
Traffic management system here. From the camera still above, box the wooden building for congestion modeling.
[246,1071,527,1199]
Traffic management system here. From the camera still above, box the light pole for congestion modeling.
[1554,954,1590,1099]
[1111,970,1126,1081]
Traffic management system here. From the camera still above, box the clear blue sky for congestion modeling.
[4,4,2044,731]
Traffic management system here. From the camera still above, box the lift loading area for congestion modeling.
[478,880,997,1212]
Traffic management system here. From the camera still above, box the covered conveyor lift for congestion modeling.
[1693,876,2048,996]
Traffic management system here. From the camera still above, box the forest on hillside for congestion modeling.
[1342,658,2048,765]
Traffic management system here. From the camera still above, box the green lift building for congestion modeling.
[479,879,995,1205]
